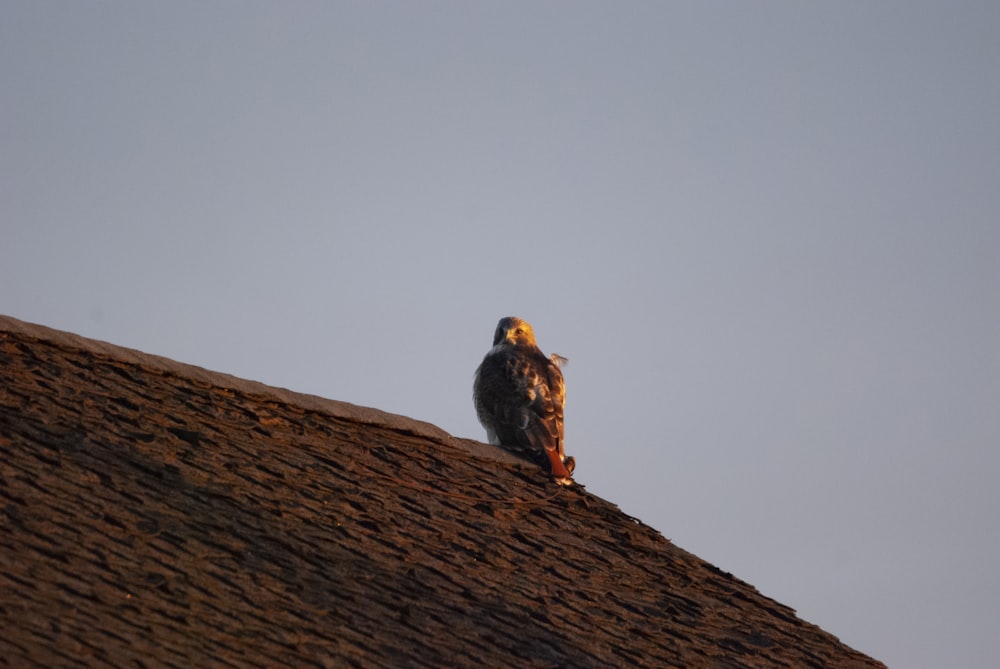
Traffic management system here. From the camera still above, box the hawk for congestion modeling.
[473,317,575,485]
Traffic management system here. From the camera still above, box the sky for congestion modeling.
[2,2,998,666]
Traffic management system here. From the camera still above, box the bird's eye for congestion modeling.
[515,328,523,335]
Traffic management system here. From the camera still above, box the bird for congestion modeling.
[473,316,575,485]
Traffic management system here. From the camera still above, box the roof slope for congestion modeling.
[0,315,884,668]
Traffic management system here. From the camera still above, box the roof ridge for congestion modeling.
[0,313,519,468]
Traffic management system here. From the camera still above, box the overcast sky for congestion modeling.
[2,2,998,667]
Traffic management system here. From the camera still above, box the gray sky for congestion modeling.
[2,2,998,666]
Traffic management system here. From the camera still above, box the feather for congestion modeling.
[473,317,573,483]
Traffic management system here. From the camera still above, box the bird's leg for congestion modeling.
[555,437,574,475]
[545,446,573,485]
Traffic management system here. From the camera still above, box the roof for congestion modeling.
[0,314,885,668]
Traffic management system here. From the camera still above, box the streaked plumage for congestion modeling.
[473,317,575,485]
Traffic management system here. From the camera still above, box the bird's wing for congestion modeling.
[476,346,564,456]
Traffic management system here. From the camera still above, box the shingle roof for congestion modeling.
[0,315,884,668]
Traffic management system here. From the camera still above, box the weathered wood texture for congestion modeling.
[0,315,884,668]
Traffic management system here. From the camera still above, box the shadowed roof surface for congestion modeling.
[0,315,884,668]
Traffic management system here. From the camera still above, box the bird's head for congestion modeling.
[493,316,537,347]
